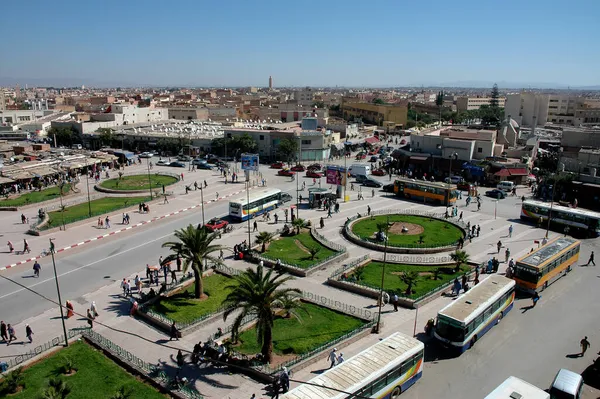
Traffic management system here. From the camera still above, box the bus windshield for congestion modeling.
[436,319,464,342]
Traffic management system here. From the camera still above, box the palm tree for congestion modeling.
[398,271,420,296]
[162,224,227,299]
[308,246,321,260]
[450,249,470,273]
[255,231,276,253]
[43,377,71,399]
[291,218,306,235]
[222,264,301,363]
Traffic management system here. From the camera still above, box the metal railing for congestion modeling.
[0,328,85,372]
[251,250,344,273]
[310,227,347,252]
[301,291,374,320]
[329,255,370,280]
[82,329,204,399]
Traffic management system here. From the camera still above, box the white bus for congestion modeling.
[281,332,424,399]
[485,376,549,399]
[229,188,290,221]
[521,199,600,237]
[434,275,515,354]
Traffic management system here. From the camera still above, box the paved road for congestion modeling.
[403,239,600,399]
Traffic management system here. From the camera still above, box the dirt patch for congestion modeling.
[388,222,424,236]
[293,239,311,255]
[270,352,298,368]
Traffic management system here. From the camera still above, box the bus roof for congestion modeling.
[517,237,579,269]
[281,333,423,399]
[229,188,281,206]
[484,376,550,399]
[523,199,600,220]
[438,275,515,325]
[394,177,455,190]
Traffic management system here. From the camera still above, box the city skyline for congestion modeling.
[2,0,599,88]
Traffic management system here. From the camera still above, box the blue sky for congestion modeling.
[1,0,599,87]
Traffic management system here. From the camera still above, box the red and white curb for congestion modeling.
[0,187,258,272]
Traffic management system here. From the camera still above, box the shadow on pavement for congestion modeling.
[415,333,458,362]
[581,358,600,389]
[566,353,582,359]
[104,299,132,317]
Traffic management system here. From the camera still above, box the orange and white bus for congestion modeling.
[393,177,457,206]
[512,237,580,294]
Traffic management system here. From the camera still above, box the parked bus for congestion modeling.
[281,332,424,399]
[484,376,549,399]
[520,199,600,237]
[393,177,457,206]
[434,275,515,353]
[512,237,580,294]
[229,188,287,221]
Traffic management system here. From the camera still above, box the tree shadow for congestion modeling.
[104,299,133,317]
[581,360,600,389]
[310,367,330,375]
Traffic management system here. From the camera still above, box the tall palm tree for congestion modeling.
[255,231,276,253]
[450,249,470,273]
[222,264,301,363]
[399,271,420,296]
[43,377,71,399]
[291,218,306,235]
[162,224,227,299]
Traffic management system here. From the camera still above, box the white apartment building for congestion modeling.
[456,96,506,112]
[295,88,315,106]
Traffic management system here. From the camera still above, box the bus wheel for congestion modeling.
[391,386,402,398]
[496,312,504,324]
[470,335,478,348]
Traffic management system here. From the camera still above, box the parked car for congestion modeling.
[382,183,395,193]
[177,155,192,162]
[207,157,222,164]
[156,160,169,166]
[279,193,293,204]
[270,162,284,169]
[445,175,464,184]
[306,170,322,178]
[308,163,322,170]
[277,169,295,176]
[139,152,154,158]
[192,158,207,166]
[362,179,383,188]
[291,164,306,172]
[457,182,472,191]
[168,161,186,168]
[196,163,213,170]
[371,169,386,176]
[485,189,506,199]
[204,218,229,232]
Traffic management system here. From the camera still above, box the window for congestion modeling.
[259,135,264,140]
[301,140,311,145]
[477,148,482,153]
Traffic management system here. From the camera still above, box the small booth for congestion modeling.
[308,188,336,209]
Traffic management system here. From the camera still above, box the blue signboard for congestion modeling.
[241,153,259,171]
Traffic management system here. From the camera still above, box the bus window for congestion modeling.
[436,321,465,342]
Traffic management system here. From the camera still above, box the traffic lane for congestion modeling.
[403,245,600,399]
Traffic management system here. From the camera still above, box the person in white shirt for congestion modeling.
[328,348,337,368]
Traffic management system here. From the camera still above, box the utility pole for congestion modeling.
[375,216,390,334]
[50,238,69,347]
[146,158,153,200]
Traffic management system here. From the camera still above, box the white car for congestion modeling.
[139,152,154,158]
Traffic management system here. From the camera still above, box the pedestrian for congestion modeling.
[459,211,463,221]
[21,213,26,224]
[122,213,127,224]
[505,248,511,263]
[121,278,127,295]
[532,291,540,307]
[180,173,184,181]
[320,217,325,229]
[87,309,94,328]
[253,220,258,232]
[23,238,30,253]
[25,324,33,343]
[372,189,375,198]
[215,192,219,201]
[508,225,513,238]
[586,251,596,266]
[66,300,74,318]
[7,241,13,253]
[328,348,337,368]
[91,301,99,318]
[497,240,502,253]
[177,349,185,368]
[126,280,132,296]
[453,278,462,296]
[337,352,345,364]
[477,225,480,237]
[580,336,591,357]
[204,180,207,188]
[163,194,169,204]
[171,269,177,284]
[0,321,7,342]
[170,321,179,341]
[274,214,279,224]
[7,324,16,345]
[392,293,399,312]
[367,205,371,216]
[284,209,288,223]
[105,216,110,229]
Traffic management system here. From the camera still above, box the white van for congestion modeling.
[497,181,515,192]
[549,369,583,399]
[349,164,371,177]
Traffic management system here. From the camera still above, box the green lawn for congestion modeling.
[0,184,71,207]
[235,302,365,355]
[149,273,232,323]
[99,174,178,191]
[347,261,470,299]
[262,231,337,269]
[351,215,463,247]
[0,341,165,399]
[43,196,150,230]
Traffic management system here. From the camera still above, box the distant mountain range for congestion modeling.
[1,76,599,90]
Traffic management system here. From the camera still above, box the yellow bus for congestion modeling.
[393,177,457,206]
[512,237,580,294]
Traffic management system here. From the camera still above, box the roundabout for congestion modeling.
[97,174,178,193]
[345,213,466,253]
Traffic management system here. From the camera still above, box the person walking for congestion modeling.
[392,293,399,312]
[33,260,41,277]
[532,291,540,308]
[105,216,110,229]
[337,352,345,364]
[23,238,30,253]
[328,348,337,368]
[253,220,258,232]
[586,251,596,266]
[7,324,16,345]
[497,240,502,253]
[367,205,371,216]
[121,278,127,296]
[7,241,13,253]
[25,324,33,343]
[215,192,219,201]
[91,301,99,318]
[87,309,94,328]
[508,225,513,238]
[0,321,7,342]
[505,248,511,263]
[476,225,481,237]
[320,217,325,229]
[580,336,591,356]
[459,211,463,221]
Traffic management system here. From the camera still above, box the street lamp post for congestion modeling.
[246,177,251,245]
[375,216,390,334]
[546,174,557,238]
[296,135,301,217]
[85,167,92,217]
[146,158,153,200]
[344,148,348,202]
[58,182,66,231]
[49,238,69,347]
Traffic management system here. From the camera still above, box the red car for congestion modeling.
[270,162,284,169]
[291,164,306,172]
[306,170,322,178]
[372,169,386,176]
[204,218,229,232]
[308,163,322,170]
[277,169,295,176]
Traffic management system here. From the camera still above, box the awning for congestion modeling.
[29,167,58,177]
[410,156,429,161]
[365,136,380,144]
[0,177,15,184]
[494,169,511,177]
[506,168,528,176]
